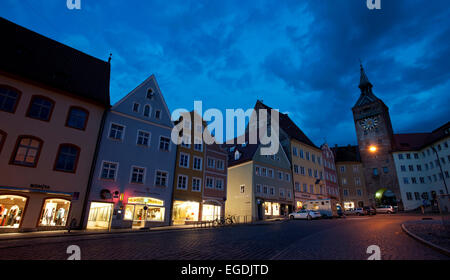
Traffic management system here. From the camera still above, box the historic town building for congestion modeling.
[0,18,110,232]
[85,75,176,230]
[253,101,325,210]
[352,64,401,208]
[171,111,207,225]
[392,122,449,211]
[321,143,339,202]
[225,139,293,221]
[202,142,228,221]
[333,145,369,210]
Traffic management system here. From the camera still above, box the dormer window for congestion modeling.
[234,150,240,160]
[146,88,154,99]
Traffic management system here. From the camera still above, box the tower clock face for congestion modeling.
[360,117,379,131]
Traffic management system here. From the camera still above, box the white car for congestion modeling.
[289,210,322,220]
[375,205,395,214]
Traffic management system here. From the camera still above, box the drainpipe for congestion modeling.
[79,108,108,229]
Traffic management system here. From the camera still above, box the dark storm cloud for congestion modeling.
[1,0,448,145]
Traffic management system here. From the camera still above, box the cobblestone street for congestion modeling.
[0,214,448,260]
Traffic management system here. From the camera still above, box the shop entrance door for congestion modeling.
[132,205,147,228]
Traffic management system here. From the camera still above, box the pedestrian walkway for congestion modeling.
[0,217,288,241]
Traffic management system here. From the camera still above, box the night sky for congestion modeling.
[1,0,449,146]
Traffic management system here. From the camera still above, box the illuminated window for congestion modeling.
[39,199,71,226]
[0,195,27,228]
[11,136,42,167]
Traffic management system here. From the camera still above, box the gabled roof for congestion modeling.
[393,122,450,151]
[0,17,110,106]
[254,100,318,149]
[331,145,361,162]
[224,138,259,167]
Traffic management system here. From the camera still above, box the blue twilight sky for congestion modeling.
[1,0,449,146]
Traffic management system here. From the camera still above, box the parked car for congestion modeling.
[289,210,322,220]
[353,208,367,215]
[363,206,376,215]
[375,205,395,214]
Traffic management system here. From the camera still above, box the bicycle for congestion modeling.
[213,217,226,227]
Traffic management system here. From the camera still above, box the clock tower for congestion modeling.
[352,64,402,208]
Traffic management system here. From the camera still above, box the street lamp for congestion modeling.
[369,145,377,153]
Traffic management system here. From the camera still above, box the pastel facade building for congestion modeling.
[333,145,369,210]
[321,143,339,201]
[0,18,110,232]
[392,123,449,211]
[85,75,176,229]
[226,139,293,221]
[202,142,228,221]
[253,101,325,210]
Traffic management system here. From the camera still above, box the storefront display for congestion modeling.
[87,202,113,229]
[126,197,166,227]
[202,204,221,221]
[343,201,355,210]
[38,198,71,226]
[0,195,27,228]
[264,202,280,216]
[172,200,199,225]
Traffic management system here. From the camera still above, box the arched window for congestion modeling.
[38,198,71,227]
[0,194,28,228]
[66,106,89,130]
[26,95,55,121]
[0,85,21,113]
[146,88,154,99]
[54,144,80,173]
[144,105,151,117]
[10,136,43,167]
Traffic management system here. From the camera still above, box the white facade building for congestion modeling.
[392,123,450,211]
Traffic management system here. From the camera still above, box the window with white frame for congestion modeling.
[215,178,224,190]
[206,177,214,188]
[192,177,202,192]
[179,153,189,168]
[100,161,118,180]
[240,185,245,193]
[216,159,224,170]
[263,185,268,194]
[155,170,168,186]
[285,173,290,182]
[109,123,125,140]
[207,157,215,168]
[137,130,150,146]
[130,166,145,184]
[194,139,203,151]
[177,175,188,190]
[268,169,274,178]
[193,157,202,170]
[255,166,260,175]
[261,167,267,176]
[256,184,261,193]
[159,136,170,151]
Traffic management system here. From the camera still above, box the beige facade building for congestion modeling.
[333,145,369,210]
[0,19,110,232]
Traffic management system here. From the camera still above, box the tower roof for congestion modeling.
[354,63,380,108]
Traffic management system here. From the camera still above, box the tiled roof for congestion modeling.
[224,137,259,167]
[254,100,318,149]
[393,122,450,151]
[0,17,110,106]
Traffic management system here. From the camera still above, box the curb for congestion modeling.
[401,223,450,257]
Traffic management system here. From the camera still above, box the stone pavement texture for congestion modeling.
[402,219,450,253]
[0,214,448,260]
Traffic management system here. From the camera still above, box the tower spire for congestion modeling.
[359,62,372,92]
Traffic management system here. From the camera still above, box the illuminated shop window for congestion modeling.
[0,195,27,228]
[202,204,221,221]
[172,200,199,225]
[39,199,71,226]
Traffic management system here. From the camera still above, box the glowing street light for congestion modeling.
[369,145,377,153]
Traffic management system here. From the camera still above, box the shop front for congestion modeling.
[87,202,114,230]
[0,194,28,229]
[38,198,71,228]
[264,201,280,217]
[172,200,200,225]
[125,197,165,228]
[343,201,355,211]
[201,202,222,221]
